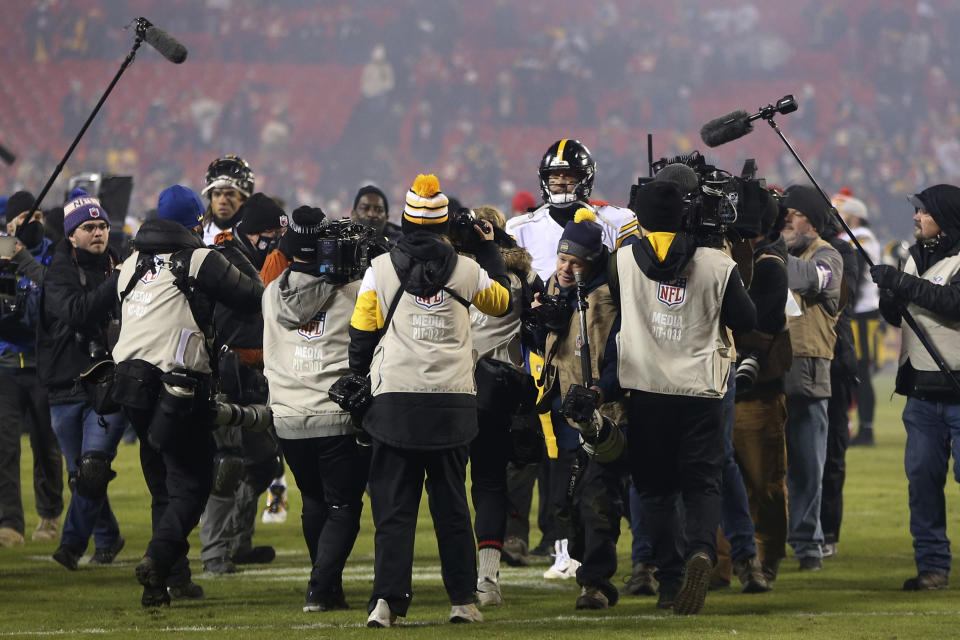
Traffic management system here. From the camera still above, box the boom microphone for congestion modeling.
[136,18,188,64]
[699,95,799,148]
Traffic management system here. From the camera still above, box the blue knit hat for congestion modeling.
[63,189,110,236]
[158,185,204,229]
[558,208,604,262]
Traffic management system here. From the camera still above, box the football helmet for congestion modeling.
[538,139,596,207]
[201,155,254,199]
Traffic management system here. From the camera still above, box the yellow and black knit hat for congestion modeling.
[402,174,449,235]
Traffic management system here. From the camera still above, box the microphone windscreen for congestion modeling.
[654,163,700,196]
[700,110,753,148]
[143,25,188,64]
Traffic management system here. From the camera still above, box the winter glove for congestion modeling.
[870,264,905,290]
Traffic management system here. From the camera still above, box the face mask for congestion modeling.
[16,220,44,249]
[249,234,281,267]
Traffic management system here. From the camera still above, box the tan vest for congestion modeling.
[369,253,481,395]
[541,277,626,425]
[113,249,212,374]
[900,253,960,371]
[262,277,359,439]
[471,270,525,368]
[616,245,735,398]
[787,237,838,359]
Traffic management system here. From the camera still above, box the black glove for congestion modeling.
[870,264,904,290]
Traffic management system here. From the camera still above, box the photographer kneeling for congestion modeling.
[262,207,374,613]
[526,208,626,610]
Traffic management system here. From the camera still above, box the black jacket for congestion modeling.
[37,240,121,403]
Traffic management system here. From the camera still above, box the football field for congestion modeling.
[2,372,959,639]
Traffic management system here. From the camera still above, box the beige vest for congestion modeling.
[262,278,359,439]
[616,245,735,398]
[369,253,481,395]
[471,270,525,368]
[787,237,839,359]
[900,253,960,371]
[113,249,212,374]
[541,277,626,424]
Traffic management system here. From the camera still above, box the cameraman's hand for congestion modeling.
[530,292,542,308]
[473,221,494,242]
[589,385,604,405]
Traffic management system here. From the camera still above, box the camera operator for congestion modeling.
[199,192,286,575]
[111,185,264,607]
[262,207,371,612]
[731,188,791,584]
[615,181,755,615]
[200,154,254,246]
[525,208,626,610]
[780,185,844,572]
[37,191,126,570]
[349,174,510,627]
[0,190,64,548]
[871,184,960,591]
[460,205,541,607]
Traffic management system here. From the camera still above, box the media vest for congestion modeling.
[262,276,359,440]
[113,249,213,374]
[471,270,526,368]
[900,253,960,372]
[787,237,839,360]
[616,246,735,399]
[369,253,481,396]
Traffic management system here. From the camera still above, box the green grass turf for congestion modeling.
[2,371,959,638]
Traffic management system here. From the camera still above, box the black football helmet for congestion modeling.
[201,155,255,199]
[538,139,596,207]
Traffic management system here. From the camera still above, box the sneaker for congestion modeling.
[849,429,875,447]
[261,483,288,524]
[167,581,205,600]
[673,552,713,616]
[761,557,781,583]
[52,545,81,571]
[903,571,949,591]
[0,527,25,547]
[90,535,125,565]
[623,562,658,596]
[822,542,838,559]
[733,555,772,593]
[575,586,609,609]
[367,598,396,628]
[502,536,530,567]
[543,539,580,579]
[798,556,823,571]
[136,557,171,607]
[32,516,60,542]
[303,590,349,612]
[232,545,275,565]
[450,603,483,623]
[477,575,503,606]
[203,557,238,575]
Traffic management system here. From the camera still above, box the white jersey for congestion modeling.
[839,226,880,313]
[505,202,639,280]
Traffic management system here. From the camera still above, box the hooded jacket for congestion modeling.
[263,266,358,439]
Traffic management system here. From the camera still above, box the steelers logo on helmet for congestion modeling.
[538,139,597,208]
[201,154,255,199]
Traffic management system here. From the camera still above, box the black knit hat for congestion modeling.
[783,185,829,233]
[353,185,389,216]
[236,193,288,235]
[558,208,605,262]
[634,181,683,232]
[286,206,326,261]
[5,191,35,223]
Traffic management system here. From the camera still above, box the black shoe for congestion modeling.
[673,552,713,616]
[623,562,658,596]
[90,536,125,565]
[303,589,349,612]
[849,429,875,447]
[903,571,948,591]
[656,585,678,610]
[53,545,81,571]
[136,557,170,607]
[797,556,823,571]
[502,537,530,567]
[761,557,781,583]
[529,538,554,558]
[167,581,205,600]
[203,557,238,574]
[232,545,275,565]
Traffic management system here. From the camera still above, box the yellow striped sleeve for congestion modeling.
[616,219,640,248]
[350,268,384,331]
[471,268,510,317]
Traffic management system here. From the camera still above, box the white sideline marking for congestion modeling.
[5,611,960,635]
